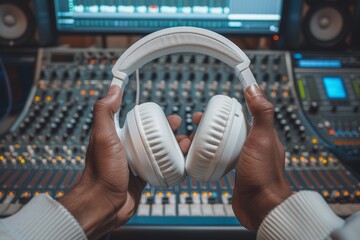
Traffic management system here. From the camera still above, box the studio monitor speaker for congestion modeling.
[0,0,56,47]
[303,0,352,49]
[279,0,359,50]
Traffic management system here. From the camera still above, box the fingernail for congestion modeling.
[108,85,122,95]
[246,83,262,97]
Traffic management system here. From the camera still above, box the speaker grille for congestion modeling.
[304,4,351,48]
[0,2,35,47]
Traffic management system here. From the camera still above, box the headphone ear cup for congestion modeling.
[186,95,247,181]
[121,102,186,188]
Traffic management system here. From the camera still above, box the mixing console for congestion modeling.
[292,53,360,162]
[0,49,360,226]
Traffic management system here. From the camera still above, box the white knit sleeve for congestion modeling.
[0,194,87,240]
[257,191,345,240]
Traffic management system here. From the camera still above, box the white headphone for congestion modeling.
[111,27,257,188]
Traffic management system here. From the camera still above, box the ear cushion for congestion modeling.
[185,95,247,181]
[126,102,186,187]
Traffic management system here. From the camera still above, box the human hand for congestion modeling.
[59,85,190,239]
[231,84,292,232]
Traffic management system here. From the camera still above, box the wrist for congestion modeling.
[58,182,126,239]
[250,185,292,230]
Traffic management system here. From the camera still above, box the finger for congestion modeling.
[129,170,146,193]
[167,115,182,131]
[192,112,203,125]
[179,138,191,155]
[176,135,188,142]
[92,85,122,139]
[274,128,285,159]
[189,132,196,140]
[245,84,274,131]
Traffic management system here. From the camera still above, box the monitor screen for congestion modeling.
[54,0,284,34]
[323,77,347,99]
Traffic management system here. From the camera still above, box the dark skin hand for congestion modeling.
[60,83,291,238]
[59,85,191,239]
[193,84,292,232]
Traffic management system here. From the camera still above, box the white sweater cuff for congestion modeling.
[2,194,87,240]
[257,191,345,240]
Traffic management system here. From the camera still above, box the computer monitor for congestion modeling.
[54,0,284,35]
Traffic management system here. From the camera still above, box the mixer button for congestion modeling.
[137,204,150,216]
[202,204,214,216]
[164,204,176,216]
[176,204,189,216]
[190,204,202,216]
[151,204,163,216]
[213,204,226,216]
[224,205,235,216]
[310,101,319,114]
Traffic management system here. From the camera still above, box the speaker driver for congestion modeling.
[0,2,35,47]
[304,4,351,48]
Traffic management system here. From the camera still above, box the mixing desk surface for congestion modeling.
[0,49,360,226]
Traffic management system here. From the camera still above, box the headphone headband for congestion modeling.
[111,27,256,90]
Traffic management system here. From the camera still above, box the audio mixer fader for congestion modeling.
[0,49,359,226]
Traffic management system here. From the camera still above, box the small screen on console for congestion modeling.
[323,77,347,99]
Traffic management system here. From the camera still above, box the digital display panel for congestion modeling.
[323,77,347,99]
[298,59,342,68]
[54,0,284,34]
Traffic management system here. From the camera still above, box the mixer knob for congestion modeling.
[101,71,108,79]
[273,55,281,64]
[61,106,69,113]
[276,114,284,121]
[280,119,287,127]
[274,106,281,115]
[51,123,58,132]
[293,145,300,153]
[165,55,172,63]
[90,71,97,79]
[66,123,74,133]
[177,55,184,64]
[299,125,306,133]
[309,101,319,114]
[74,69,81,79]
[85,118,92,124]
[45,133,52,141]
[47,105,55,113]
[286,106,294,115]
[33,105,41,114]
[290,113,297,122]
[19,123,26,133]
[262,73,269,82]
[202,56,209,64]
[261,55,269,65]
[62,71,69,80]
[295,119,302,126]
[203,73,209,81]
[312,145,319,153]
[215,73,222,82]
[35,124,42,133]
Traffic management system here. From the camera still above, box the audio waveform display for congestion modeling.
[54,0,283,34]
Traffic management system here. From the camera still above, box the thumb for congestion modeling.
[92,85,123,136]
[245,84,274,131]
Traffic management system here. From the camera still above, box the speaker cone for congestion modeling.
[304,3,351,48]
[0,1,35,47]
